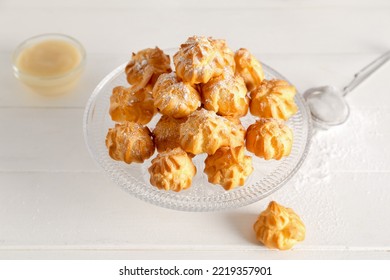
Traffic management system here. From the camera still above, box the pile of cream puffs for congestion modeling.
[106,36,298,192]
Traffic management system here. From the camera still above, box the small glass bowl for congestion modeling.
[12,33,86,95]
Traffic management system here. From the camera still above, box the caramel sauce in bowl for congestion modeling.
[12,33,86,96]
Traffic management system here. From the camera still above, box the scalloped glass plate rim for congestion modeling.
[83,57,312,212]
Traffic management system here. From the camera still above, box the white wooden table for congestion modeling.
[1,0,390,259]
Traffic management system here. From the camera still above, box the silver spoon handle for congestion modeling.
[343,50,390,96]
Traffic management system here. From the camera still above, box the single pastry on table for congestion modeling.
[109,85,156,125]
[246,118,293,160]
[152,72,201,118]
[249,79,298,121]
[148,147,196,192]
[153,115,186,152]
[253,201,306,250]
[180,108,245,155]
[201,70,249,117]
[105,122,155,164]
[174,36,226,84]
[204,146,253,190]
[125,47,171,91]
[234,48,264,91]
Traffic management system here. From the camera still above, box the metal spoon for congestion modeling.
[303,50,390,129]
